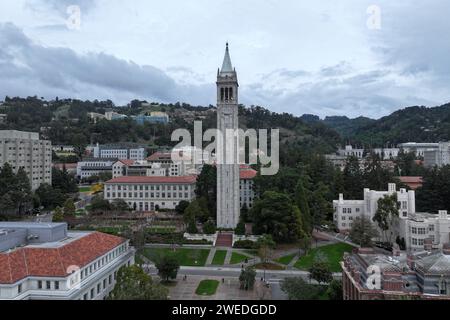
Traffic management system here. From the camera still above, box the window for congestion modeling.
[91,288,95,299]
[411,227,417,234]
[38,280,42,289]
[429,225,435,232]
[55,281,60,290]
[18,284,22,294]
[46,281,51,289]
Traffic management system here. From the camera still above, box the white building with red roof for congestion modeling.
[0,222,134,300]
[104,175,198,211]
[104,165,257,212]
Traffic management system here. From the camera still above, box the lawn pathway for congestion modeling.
[205,248,216,266]
[287,254,300,269]
[224,249,232,265]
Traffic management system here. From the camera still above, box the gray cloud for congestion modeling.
[0,23,212,105]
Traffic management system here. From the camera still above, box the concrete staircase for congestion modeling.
[215,232,233,247]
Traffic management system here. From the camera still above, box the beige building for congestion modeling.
[104,176,197,211]
[0,130,52,190]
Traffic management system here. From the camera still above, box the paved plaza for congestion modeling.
[167,275,272,300]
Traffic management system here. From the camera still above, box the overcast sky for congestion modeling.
[0,0,449,119]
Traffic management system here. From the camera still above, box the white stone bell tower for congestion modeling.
[216,43,240,229]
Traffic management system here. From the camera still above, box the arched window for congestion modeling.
[220,87,224,101]
[225,87,229,101]
[229,87,233,100]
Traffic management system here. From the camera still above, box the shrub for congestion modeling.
[233,240,258,249]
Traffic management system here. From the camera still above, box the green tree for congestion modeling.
[364,153,396,191]
[90,195,111,214]
[202,220,216,235]
[349,216,379,247]
[343,156,364,199]
[112,199,130,212]
[326,279,343,300]
[53,207,64,222]
[175,200,190,215]
[239,267,256,290]
[63,198,76,217]
[309,182,333,228]
[108,265,168,300]
[195,164,217,218]
[373,194,400,243]
[36,184,66,209]
[257,234,276,281]
[281,277,322,300]
[250,191,305,243]
[309,252,333,285]
[155,255,180,282]
[294,178,312,235]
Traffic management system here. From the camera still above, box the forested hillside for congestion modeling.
[323,103,450,146]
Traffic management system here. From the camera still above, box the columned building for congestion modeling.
[216,43,240,229]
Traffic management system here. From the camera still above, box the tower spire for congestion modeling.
[220,42,233,74]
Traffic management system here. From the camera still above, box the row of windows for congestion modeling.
[342,208,361,214]
[107,184,190,191]
[106,192,191,199]
[411,227,427,235]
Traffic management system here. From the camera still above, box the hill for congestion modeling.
[321,103,450,146]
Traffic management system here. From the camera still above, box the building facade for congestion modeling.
[216,43,240,229]
[399,142,440,158]
[0,130,52,190]
[333,183,416,232]
[104,176,197,211]
[93,143,147,161]
[399,211,450,252]
[240,165,257,209]
[342,247,450,300]
[76,158,117,180]
[333,184,450,252]
[423,142,450,168]
[0,222,134,300]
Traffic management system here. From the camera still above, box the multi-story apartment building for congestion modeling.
[333,184,450,252]
[0,222,134,300]
[93,143,147,161]
[423,142,450,168]
[398,142,440,158]
[76,158,117,180]
[0,130,52,190]
[333,183,416,232]
[342,246,450,300]
[104,175,197,211]
[399,211,450,252]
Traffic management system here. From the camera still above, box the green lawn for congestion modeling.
[294,243,355,272]
[230,252,248,265]
[146,226,177,234]
[195,280,220,296]
[212,250,227,265]
[276,253,297,265]
[78,186,92,193]
[141,248,210,267]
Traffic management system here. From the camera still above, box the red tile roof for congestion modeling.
[146,152,172,161]
[117,159,135,166]
[106,175,198,184]
[0,232,125,284]
[240,169,257,180]
[52,163,77,170]
[398,176,423,184]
